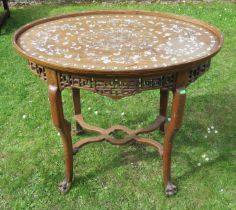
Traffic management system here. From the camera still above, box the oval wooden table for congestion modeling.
[13,10,223,196]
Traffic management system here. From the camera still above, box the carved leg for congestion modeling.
[160,88,169,133]
[72,88,83,135]
[163,88,186,196]
[48,79,73,193]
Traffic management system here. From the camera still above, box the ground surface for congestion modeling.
[0,2,236,210]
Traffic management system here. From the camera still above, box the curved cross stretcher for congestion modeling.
[73,114,166,156]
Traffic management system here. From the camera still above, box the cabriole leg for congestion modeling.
[163,88,186,196]
[47,70,73,193]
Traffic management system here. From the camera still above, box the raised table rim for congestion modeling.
[13,10,224,76]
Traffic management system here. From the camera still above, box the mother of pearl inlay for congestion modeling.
[18,13,220,71]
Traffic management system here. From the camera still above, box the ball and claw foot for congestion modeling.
[165,182,177,196]
[58,178,72,193]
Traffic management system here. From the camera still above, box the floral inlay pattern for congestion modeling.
[18,13,220,71]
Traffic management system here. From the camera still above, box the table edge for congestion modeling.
[12,10,224,76]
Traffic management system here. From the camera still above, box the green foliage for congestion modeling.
[0,2,236,209]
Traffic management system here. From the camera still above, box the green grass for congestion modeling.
[0,2,236,209]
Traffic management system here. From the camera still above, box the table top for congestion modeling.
[13,10,223,75]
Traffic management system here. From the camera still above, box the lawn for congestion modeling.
[0,2,236,210]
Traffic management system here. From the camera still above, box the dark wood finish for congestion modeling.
[0,0,10,28]
[13,11,224,196]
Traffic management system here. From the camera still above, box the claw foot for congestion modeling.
[58,178,71,193]
[165,182,177,196]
